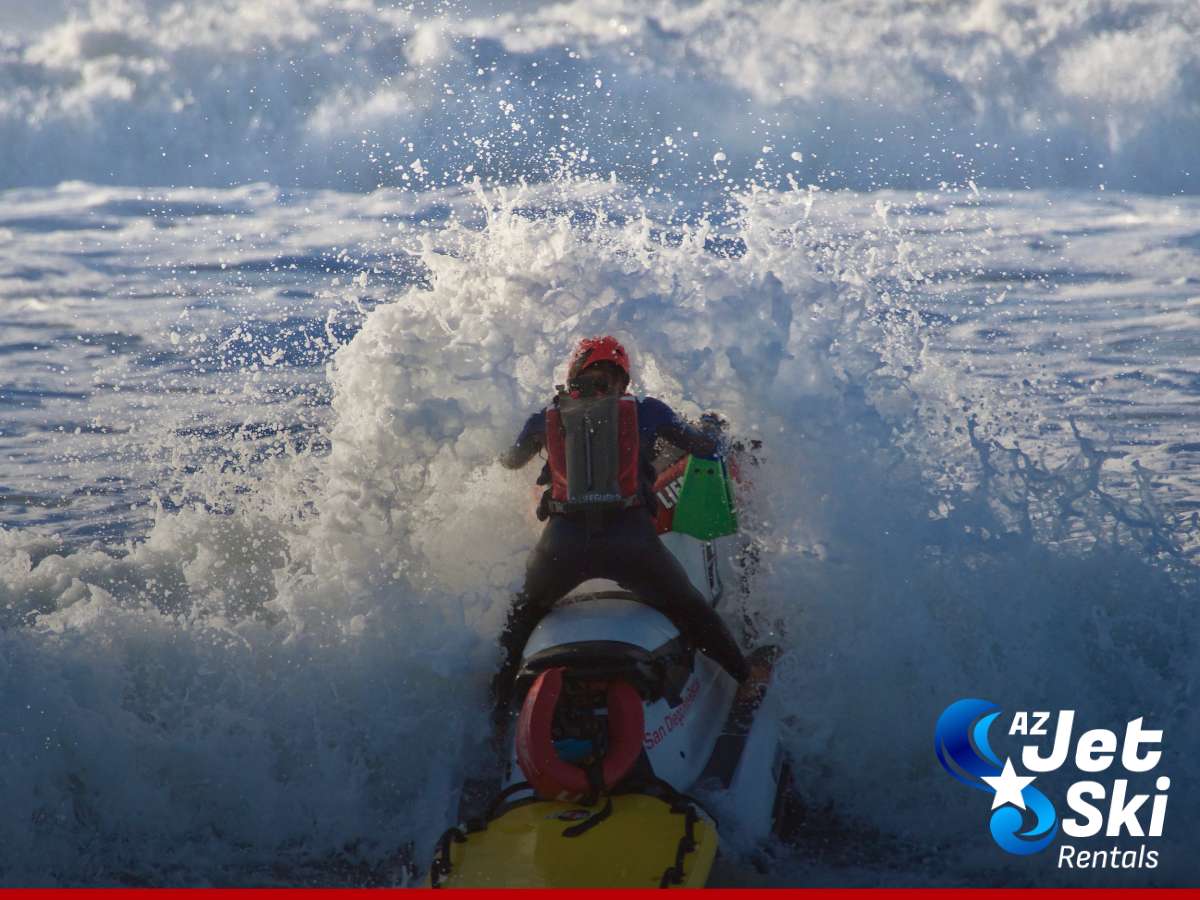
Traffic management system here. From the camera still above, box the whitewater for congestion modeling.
[2,0,1199,887]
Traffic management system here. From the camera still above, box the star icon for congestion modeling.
[981,758,1037,811]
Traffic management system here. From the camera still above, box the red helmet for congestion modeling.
[567,336,631,383]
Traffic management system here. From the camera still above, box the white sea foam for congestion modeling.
[2,178,1197,883]
[2,0,1198,193]
[3,0,1199,887]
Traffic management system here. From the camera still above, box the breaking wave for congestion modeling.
[1,179,1197,884]
[3,0,1199,193]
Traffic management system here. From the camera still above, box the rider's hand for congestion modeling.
[699,412,728,434]
[696,412,730,459]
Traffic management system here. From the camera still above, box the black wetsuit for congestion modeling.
[493,396,750,713]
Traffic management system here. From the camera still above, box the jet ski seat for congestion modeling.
[517,591,694,708]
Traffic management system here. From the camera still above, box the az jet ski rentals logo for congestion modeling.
[935,699,1168,869]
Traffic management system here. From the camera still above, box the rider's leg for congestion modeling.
[491,516,592,719]
[600,511,750,682]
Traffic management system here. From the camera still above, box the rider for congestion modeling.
[492,336,750,720]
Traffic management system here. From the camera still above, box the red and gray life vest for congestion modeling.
[544,392,641,514]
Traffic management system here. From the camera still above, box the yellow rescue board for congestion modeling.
[431,793,718,888]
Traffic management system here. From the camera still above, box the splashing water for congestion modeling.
[2,177,1197,885]
[3,0,1200,886]
[3,0,1199,193]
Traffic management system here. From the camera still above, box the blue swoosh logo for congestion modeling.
[936,699,1058,855]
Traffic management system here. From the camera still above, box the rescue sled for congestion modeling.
[429,446,795,888]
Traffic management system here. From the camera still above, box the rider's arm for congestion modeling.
[499,410,546,469]
[641,397,723,459]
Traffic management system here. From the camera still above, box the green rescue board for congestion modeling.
[671,456,738,540]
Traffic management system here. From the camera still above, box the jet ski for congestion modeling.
[429,446,795,888]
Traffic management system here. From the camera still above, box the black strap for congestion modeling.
[546,494,642,516]
[657,802,701,887]
[610,776,710,889]
[562,760,611,838]
[428,826,467,888]
[585,758,605,805]
[485,781,536,820]
[561,795,613,838]
[618,775,718,831]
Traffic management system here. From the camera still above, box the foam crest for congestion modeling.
[1,180,1197,883]
[3,0,1198,193]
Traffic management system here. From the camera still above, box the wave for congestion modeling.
[3,0,1199,194]
[1,179,1196,883]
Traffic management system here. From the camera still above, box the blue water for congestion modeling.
[2,0,1199,887]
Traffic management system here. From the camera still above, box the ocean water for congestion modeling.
[1,0,1198,887]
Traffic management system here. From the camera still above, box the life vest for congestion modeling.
[544,392,640,514]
